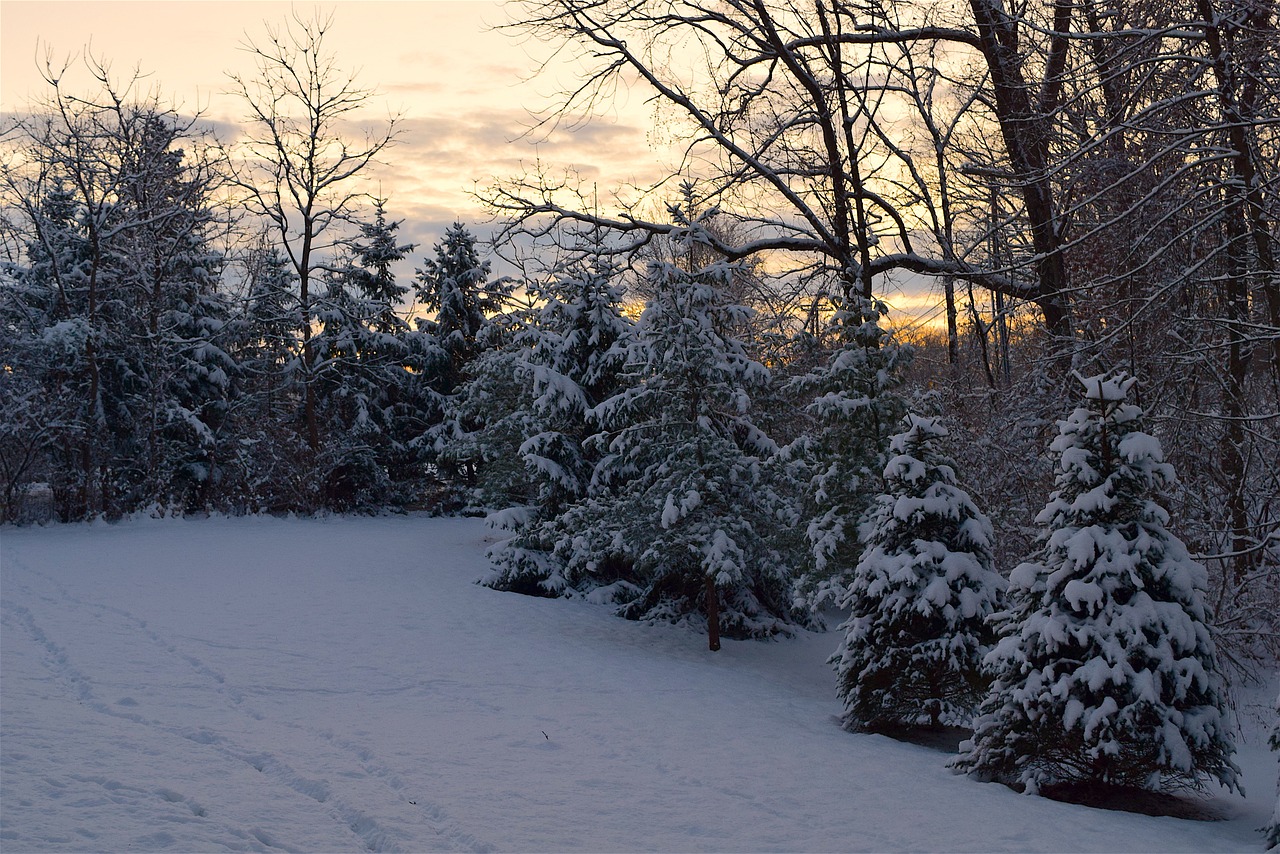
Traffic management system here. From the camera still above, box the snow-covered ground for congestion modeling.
[1,515,1274,852]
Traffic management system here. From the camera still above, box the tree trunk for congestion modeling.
[705,574,721,652]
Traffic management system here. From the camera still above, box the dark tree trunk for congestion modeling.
[705,575,721,652]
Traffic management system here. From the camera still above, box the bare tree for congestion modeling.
[228,10,400,454]
[486,0,1097,344]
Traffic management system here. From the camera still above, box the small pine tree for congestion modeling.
[832,414,1005,731]
[953,373,1239,795]
[554,251,801,642]
[785,296,912,613]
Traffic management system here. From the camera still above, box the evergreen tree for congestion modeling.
[831,414,1005,731]
[414,223,509,395]
[953,373,1239,795]
[551,249,801,643]
[484,257,632,595]
[439,307,539,510]
[223,243,306,511]
[118,116,233,509]
[4,104,229,518]
[308,203,415,510]
[347,198,414,329]
[785,296,912,613]
[413,223,513,503]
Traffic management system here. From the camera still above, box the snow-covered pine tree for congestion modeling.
[311,263,398,509]
[222,242,309,511]
[832,414,1005,732]
[483,256,632,596]
[117,115,233,510]
[443,308,541,511]
[414,223,510,396]
[155,256,234,510]
[347,199,414,322]
[309,202,417,510]
[412,223,513,505]
[552,236,801,643]
[952,373,1239,795]
[785,296,912,614]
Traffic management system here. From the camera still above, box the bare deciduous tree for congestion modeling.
[228,10,400,453]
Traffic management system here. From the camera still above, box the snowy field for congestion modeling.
[1,515,1275,853]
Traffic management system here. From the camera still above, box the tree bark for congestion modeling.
[705,574,721,652]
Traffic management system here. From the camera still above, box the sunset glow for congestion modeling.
[1,1,670,258]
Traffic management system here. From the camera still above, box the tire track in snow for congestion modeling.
[2,555,494,853]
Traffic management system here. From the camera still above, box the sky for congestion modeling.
[0,0,669,273]
[0,0,940,321]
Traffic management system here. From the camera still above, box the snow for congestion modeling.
[1,515,1274,853]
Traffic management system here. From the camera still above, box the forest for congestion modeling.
[0,0,1276,818]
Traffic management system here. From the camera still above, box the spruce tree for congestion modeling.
[414,223,509,395]
[785,296,912,613]
[413,223,513,504]
[484,257,632,595]
[552,251,801,643]
[832,414,1005,731]
[308,203,415,510]
[953,373,1239,795]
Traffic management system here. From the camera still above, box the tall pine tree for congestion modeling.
[551,246,801,643]
[484,256,632,595]
[413,223,513,504]
[785,296,912,613]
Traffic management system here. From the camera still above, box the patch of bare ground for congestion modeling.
[1040,781,1231,821]
[873,725,971,753]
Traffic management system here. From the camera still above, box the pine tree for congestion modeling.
[484,257,632,595]
[953,373,1239,795]
[552,249,801,644]
[413,223,513,504]
[117,116,233,510]
[785,296,912,613]
[832,414,1006,731]
[224,243,306,512]
[414,223,509,395]
[308,202,416,510]
[348,198,414,315]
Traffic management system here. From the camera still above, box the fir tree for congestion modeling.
[412,223,513,503]
[552,247,801,643]
[414,223,510,396]
[307,203,416,510]
[347,198,414,330]
[832,414,1005,731]
[484,257,632,595]
[953,373,1239,795]
[785,296,912,613]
